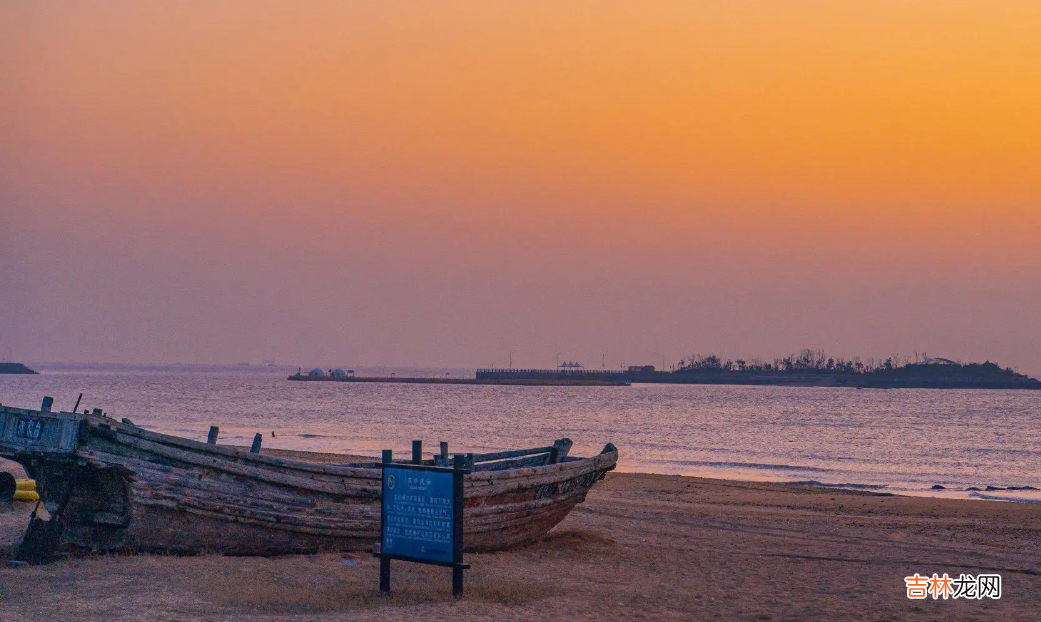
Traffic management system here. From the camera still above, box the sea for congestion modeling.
[3,363,1040,503]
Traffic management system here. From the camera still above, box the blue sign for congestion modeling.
[381,466,455,564]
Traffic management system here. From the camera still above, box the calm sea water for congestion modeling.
[3,364,1040,502]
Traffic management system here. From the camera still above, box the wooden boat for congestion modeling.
[0,398,617,561]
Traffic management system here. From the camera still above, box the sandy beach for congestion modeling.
[2,460,1040,621]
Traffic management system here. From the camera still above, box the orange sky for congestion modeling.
[2,2,1040,372]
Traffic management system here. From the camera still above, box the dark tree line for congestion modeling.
[675,349,1022,377]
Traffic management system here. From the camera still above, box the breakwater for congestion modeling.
[288,373,629,387]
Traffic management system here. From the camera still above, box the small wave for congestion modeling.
[779,481,889,490]
[965,485,1039,492]
[966,447,1041,458]
[664,460,836,473]
[969,492,1041,504]
[298,433,332,439]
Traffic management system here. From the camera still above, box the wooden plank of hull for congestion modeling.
[471,503,579,551]
[128,503,363,555]
[465,487,594,526]
[93,433,382,496]
[100,419,381,477]
[123,493,582,554]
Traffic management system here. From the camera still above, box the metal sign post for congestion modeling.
[378,448,470,597]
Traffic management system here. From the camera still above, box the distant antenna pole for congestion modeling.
[602,353,606,369]
[509,351,515,369]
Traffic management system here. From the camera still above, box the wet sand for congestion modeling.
[1,466,1039,621]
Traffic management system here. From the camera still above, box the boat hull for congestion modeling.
[2,406,617,557]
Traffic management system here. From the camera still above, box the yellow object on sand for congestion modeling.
[14,489,40,502]
[7,479,39,501]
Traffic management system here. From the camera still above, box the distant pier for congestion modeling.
[287,372,629,387]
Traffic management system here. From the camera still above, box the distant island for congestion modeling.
[0,363,38,375]
[666,350,1041,389]
[477,350,1041,389]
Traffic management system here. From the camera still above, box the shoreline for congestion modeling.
[610,466,1041,503]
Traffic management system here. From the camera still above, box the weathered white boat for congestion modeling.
[0,398,616,561]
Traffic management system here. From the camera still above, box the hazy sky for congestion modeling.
[2,2,1040,374]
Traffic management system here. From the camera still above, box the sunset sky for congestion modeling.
[2,2,1040,373]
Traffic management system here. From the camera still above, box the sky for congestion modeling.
[2,2,1040,374]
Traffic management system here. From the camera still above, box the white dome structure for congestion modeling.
[331,368,347,377]
[308,367,326,378]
